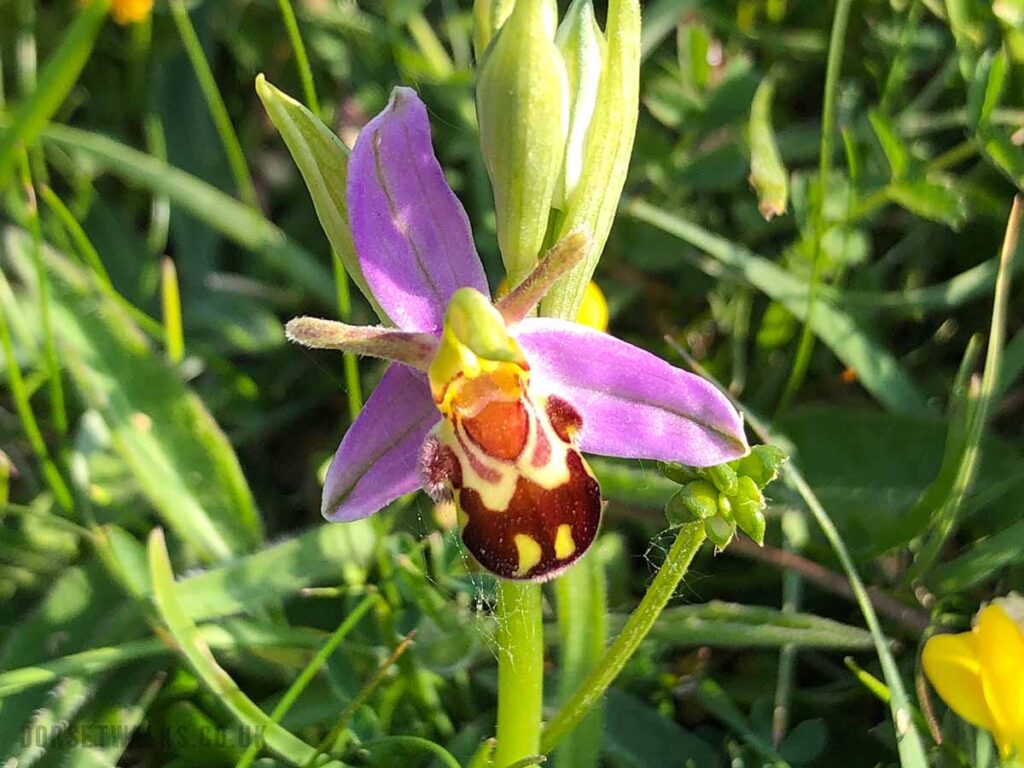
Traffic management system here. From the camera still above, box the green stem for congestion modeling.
[541,523,706,753]
[494,580,544,768]
[778,0,853,412]
[908,195,1021,579]
[275,0,319,115]
[168,0,258,209]
[273,0,363,420]
[332,251,363,420]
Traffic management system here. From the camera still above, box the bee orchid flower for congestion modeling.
[288,87,749,581]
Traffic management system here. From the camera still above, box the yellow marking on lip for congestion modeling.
[514,534,543,576]
[554,524,576,560]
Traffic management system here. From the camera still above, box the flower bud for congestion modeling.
[473,0,558,61]
[734,444,788,489]
[705,515,736,550]
[665,480,719,525]
[476,0,568,286]
[733,476,767,545]
[717,492,733,519]
[705,463,739,496]
[554,0,604,207]
[658,461,699,486]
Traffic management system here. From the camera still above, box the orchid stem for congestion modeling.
[494,580,543,768]
[541,523,706,753]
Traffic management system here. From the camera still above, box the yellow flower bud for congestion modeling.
[922,596,1024,758]
[111,0,152,24]
[575,280,608,331]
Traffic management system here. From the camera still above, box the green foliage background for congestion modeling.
[0,0,1022,766]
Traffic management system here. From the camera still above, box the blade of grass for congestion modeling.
[4,229,263,559]
[626,200,927,413]
[0,262,72,512]
[160,257,185,364]
[771,510,807,746]
[148,528,323,766]
[17,147,66,437]
[234,592,379,768]
[0,619,330,700]
[305,632,415,766]
[168,0,258,208]
[39,183,166,339]
[0,0,110,184]
[275,0,320,115]
[909,196,1021,579]
[779,0,854,411]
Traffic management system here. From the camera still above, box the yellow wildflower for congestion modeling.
[111,0,153,25]
[923,595,1024,757]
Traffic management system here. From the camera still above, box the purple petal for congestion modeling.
[323,365,440,521]
[348,87,488,333]
[516,319,749,466]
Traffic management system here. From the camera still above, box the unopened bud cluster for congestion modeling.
[473,0,640,318]
[661,445,787,550]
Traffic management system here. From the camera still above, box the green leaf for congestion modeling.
[967,48,1008,128]
[868,110,909,181]
[5,231,262,562]
[978,125,1024,190]
[929,516,1024,593]
[886,178,967,228]
[175,522,376,622]
[0,559,135,757]
[748,76,789,220]
[31,663,164,768]
[604,689,721,768]
[0,0,110,183]
[625,201,928,413]
[776,405,1023,560]
[0,620,328,700]
[609,601,874,650]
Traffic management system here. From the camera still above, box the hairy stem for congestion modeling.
[494,581,544,768]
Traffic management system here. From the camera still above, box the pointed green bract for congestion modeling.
[476,0,568,287]
[541,0,640,320]
[255,75,384,321]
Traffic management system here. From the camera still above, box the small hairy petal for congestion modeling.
[348,87,488,333]
[322,366,439,521]
[516,318,749,465]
